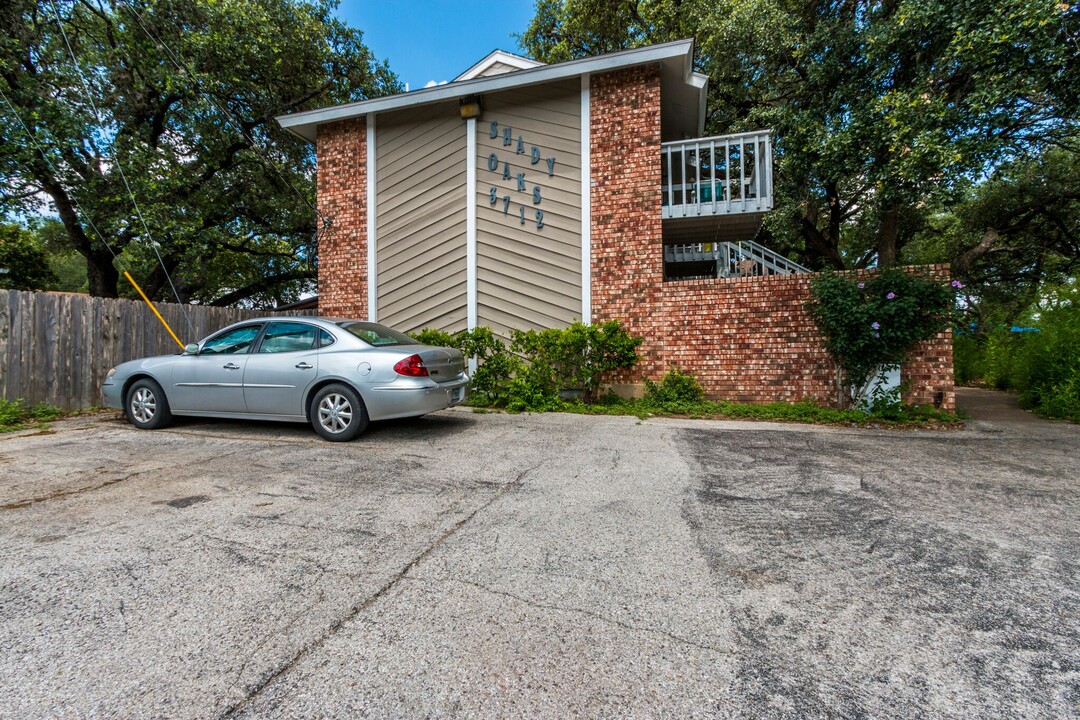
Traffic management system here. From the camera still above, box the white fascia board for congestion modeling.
[692,72,709,137]
[277,38,695,143]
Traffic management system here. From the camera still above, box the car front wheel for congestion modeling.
[125,378,173,430]
[310,384,368,441]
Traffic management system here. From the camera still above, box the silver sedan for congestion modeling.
[102,317,469,441]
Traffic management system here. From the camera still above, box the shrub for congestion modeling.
[414,326,521,404]
[510,320,641,403]
[415,321,642,409]
[644,367,705,409]
[412,328,457,348]
[808,268,956,408]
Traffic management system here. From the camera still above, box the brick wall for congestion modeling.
[589,65,664,382]
[656,267,955,411]
[316,118,367,318]
[587,65,953,411]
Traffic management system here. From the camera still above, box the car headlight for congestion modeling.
[105,368,116,380]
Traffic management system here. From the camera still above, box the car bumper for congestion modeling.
[364,374,469,421]
[102,379,122,409]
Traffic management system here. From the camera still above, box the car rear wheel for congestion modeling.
[310,384,368,441]
[125,378,172,430]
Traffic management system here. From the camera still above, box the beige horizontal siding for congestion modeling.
[476,79,582,335]
[376,102,467,334]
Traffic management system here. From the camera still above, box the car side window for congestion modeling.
[201,325,262,355]
[318,329,336,348]
[259,322,318,353]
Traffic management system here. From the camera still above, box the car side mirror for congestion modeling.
[183,343,201,355]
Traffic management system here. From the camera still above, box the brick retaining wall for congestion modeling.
[657,269,955,411]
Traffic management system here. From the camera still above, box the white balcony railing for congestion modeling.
[661,130,773,220]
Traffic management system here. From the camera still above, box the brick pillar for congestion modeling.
[316,118,367,318]
[590,65,663,391]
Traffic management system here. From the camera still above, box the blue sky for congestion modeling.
[335,1,538,91]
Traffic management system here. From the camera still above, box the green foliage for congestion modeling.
[0,223,59,291]
[414,326,522,404]
[416,321,642,412]
[643,367,705,409]
[412,328,457,347]
[952,333,985,386]
[0,398,64,431]
[808,269,955,407]
[981,282,1080,422]
[540,395,959,426]
[519,0,1077,271]
[905,146,1080,320]
[1,0,400,303]
[509,320,642,403]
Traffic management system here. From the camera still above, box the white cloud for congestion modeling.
[423,80,449,88]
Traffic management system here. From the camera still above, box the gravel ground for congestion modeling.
[0,402,1076,719]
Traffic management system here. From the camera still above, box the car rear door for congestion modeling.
[242,321,321,416]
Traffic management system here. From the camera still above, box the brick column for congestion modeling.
[316,118,367,318]
[590,65,663,391]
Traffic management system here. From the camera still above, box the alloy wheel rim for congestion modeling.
[132,388,156,423]
[318,393,353,434]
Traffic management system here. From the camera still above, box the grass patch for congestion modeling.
[492,395,960,428]
[0,399,66,433]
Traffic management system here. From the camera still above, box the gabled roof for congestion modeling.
[276,39,707,143]
[454,49,545,81]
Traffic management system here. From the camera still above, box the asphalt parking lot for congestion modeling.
[0,400,1077,719]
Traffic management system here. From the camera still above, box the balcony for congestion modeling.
[661,130,773,220]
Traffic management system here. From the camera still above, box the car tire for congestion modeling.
[125,378,173,430]
[310,384,368,442]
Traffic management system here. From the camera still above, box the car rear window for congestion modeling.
[337,321,417,347]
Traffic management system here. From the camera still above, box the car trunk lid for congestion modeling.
[416,347,465,383]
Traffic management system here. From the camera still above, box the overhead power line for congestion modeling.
[0,85,119,261]
[113,0,328,228]
[48,0,194,337]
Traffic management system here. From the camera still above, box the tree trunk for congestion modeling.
[877,204,900,268]
[87,254,120,298]
[801,190,846,270]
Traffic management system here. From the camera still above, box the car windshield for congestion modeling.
[337,321,418,347]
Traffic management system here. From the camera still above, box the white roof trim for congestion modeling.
[454,50,544,81]
[277,38,696,143]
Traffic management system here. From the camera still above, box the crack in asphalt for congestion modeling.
[415,576,734,658]
[216,460,543,719]
[0,468,154,511]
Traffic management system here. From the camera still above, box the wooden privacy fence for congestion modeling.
[0,290,313,411]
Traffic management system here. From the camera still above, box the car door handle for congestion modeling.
[223,363,241,370]
[295,362,314,370]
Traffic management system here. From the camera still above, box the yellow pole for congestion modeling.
[124,271,185,350]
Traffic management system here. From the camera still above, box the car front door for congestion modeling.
[170,324,262,413]
[242,321,321,416]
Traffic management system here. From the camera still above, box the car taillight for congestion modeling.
[393,354,429,377]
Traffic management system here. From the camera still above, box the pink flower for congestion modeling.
[951,280,964,289]
[886,292,896,299]
[857,282,865,289]
[871,322,880,330]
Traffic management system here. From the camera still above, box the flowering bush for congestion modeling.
[808,269,956,407]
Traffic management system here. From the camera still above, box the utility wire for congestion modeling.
[113,0,328,227]
[0,84,119,261]
[48,0,194,338]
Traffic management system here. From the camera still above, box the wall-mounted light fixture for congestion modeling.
[459,95,483,120]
